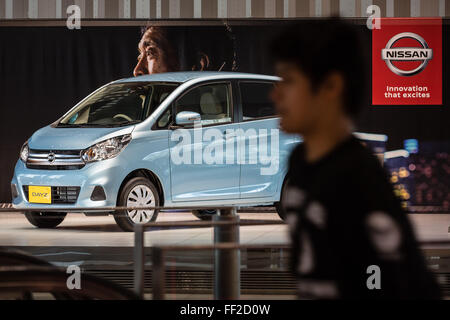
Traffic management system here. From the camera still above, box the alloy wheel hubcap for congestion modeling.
[126,185,155,224]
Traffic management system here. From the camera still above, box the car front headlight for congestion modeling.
[82,134,132,163]
[20,142,29,163]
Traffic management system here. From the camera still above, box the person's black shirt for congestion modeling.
[283,135,441,299]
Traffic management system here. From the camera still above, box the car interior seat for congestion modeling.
[199,92,226,120]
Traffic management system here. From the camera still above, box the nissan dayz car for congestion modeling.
[11,72,301,231]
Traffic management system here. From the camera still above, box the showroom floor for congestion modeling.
[0,211,288,247]
[0,211,448,247]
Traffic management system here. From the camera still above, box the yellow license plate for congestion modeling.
[28,186,52,204]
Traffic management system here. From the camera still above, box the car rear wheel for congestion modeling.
[191,209,218,220]
[275,178,289,220]
[114,177,159,232]
[24,212,67,229]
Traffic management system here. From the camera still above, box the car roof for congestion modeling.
[114,71,279,84]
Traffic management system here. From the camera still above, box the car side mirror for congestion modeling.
[175,111,201,126]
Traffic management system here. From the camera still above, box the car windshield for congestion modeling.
[58,82,179,127]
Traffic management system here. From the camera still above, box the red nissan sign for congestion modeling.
[372,18,442,105]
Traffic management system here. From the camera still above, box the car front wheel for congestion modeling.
[114,177,160,232]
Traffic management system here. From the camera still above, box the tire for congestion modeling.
[114,177,160,232]
[275,177,289,220]
[191,209,218,220]
[274,202,286,220]
[24,212,67,229]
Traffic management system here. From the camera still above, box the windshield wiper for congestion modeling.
[116,120,142,127]
[57,123,90,128]
[57,121,141,128]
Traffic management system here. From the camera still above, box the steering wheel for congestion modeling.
[113,114,133,122]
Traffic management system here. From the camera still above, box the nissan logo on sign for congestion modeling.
[381,32,433,77]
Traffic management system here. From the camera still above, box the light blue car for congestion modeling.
[11,72,301,231]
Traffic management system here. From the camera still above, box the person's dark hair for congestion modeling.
[269,18,369,117]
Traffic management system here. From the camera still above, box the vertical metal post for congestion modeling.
[152,247,166,300]
[133,224,145,299]
[213,207,240,300]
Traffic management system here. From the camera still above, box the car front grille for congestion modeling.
[23,186,81,204]
[26,149,85,170]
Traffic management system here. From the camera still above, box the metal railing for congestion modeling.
[149,243,290,300]
[131,210,450,300]
[1,205,448,300]
[0,205,287,300]
[0,205,267,213]
[131,207,286,300]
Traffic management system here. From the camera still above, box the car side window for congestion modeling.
[157,107,172,128]
[174,83,232,126]
[240,82,276,121]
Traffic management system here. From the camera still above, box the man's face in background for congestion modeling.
[133,27,175,76]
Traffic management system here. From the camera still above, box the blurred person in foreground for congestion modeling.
[270,18,441,299]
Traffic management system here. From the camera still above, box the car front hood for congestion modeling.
[28,125,135,150]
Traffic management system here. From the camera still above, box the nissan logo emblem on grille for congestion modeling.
[48,152,56,163]
[381,32,433,77]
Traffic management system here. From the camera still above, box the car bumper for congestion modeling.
[11,158,127,211]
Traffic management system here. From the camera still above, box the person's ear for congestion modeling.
[321,71,344,101]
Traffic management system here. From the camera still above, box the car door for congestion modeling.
[169,81,241,202]
[237,81,294,199]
